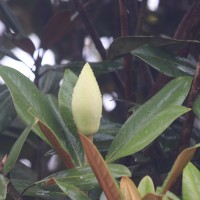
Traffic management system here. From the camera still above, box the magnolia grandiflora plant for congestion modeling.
[71,63,102,137]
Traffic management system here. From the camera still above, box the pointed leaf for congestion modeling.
[41,10,71,49]
[0,175,9,199]
[182,162,200,200]
[3,120,38,174]
[107,106,190,162]
[132,45,195,77]
[161,144,200,194]
[106,76,192,162]
[138,176,155,198]
[58,69,77,133]
[120,176,142,200]
[55,179,91,200]
[80,134,123,200]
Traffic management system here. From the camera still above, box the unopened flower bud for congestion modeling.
[71,63,102,135]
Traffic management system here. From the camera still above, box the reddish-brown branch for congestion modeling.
[179,59,200,152]
[72,0,107,60]
[174,0,200,40]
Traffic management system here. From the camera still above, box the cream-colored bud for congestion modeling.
[71,63,102,135]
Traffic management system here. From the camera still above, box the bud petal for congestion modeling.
[71,63,102,135]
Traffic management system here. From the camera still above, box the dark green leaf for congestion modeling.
[0,89,16,133]
[106,76,192,162]
[39,65,63,93]
[3,120,37,174]
[108,36,200,59]
[11,179,66,198]
[132,45,195,77]
[10,162,37,182]
[55,179,91,200]
[58,69,78,133]
[42,94,84,166]
[40,164,131,191]
[0,66,47,141]
[0,174,9,199]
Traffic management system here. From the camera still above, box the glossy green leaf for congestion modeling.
[11,179,66,198]
[108,36,200,59]
[132,45,195,77]
[138,176,155,198]
[0,66,83,166]
[40,164,131,191]
[106,76,192,162]
[3,120,37,174]
[0,65,47,140]
[58,69,78,133]
[182,162,200,200]
[0,174,9,199]
[0,89,16,133]
[55,179,91,200]
[41,95,84,166]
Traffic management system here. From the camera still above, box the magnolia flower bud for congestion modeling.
[71,63,102,135]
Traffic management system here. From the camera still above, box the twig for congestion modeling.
[118,0,132,105]
[72,0,107,60]
[128,0,139,34]
[174,0,200,40]
[7,182,23,200]
[179,57,200,152]
[135,0,147,35]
